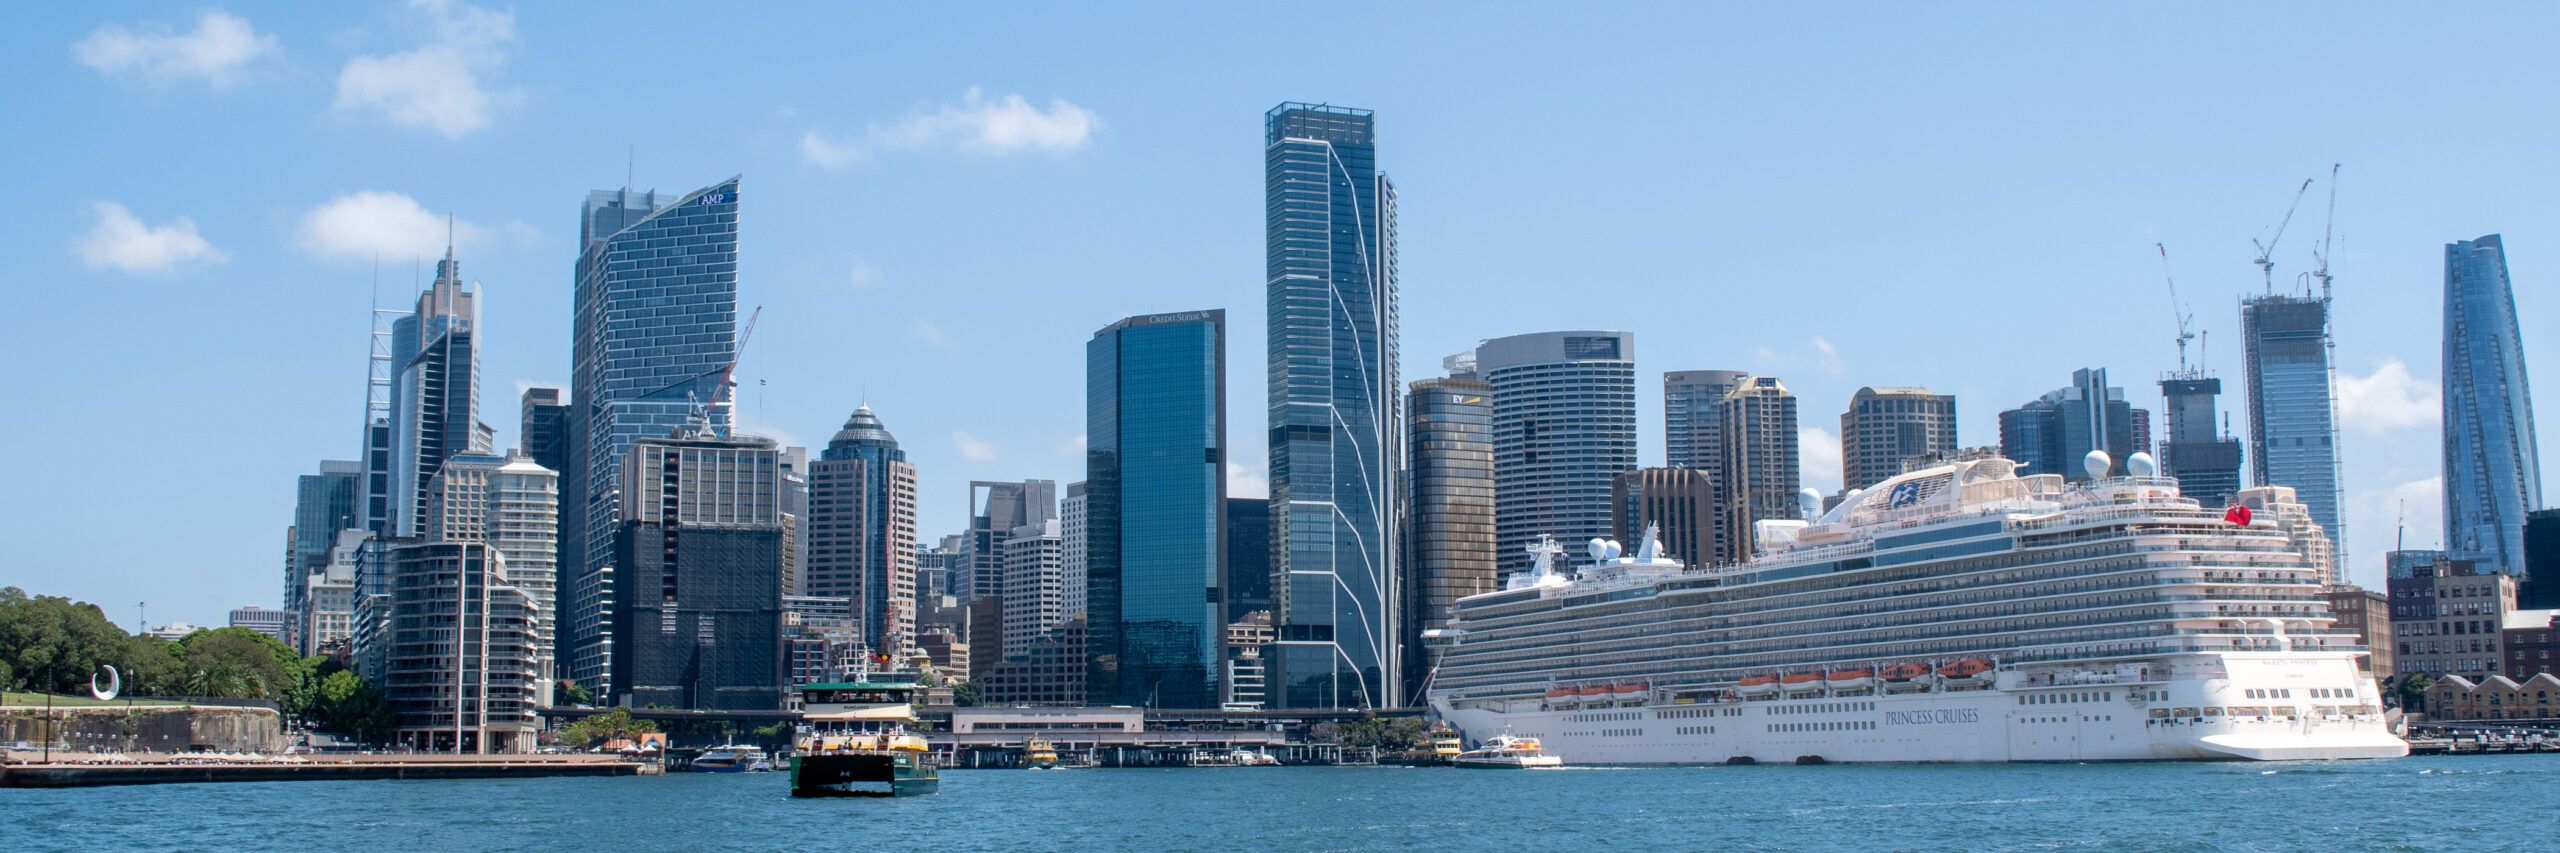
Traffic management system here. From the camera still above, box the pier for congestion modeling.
[0,753,650,788]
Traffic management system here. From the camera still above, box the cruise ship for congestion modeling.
[1426,451,2406,763]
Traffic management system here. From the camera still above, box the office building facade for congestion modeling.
[1998,368,2151,480]
[422,451,561,704]
[2158,375,2244,508]
[1839,387,1957,492]
[965,480,1057,604]
[1087,310,1228,708]
[1062,484,1090,619]
[285,460,362,643]
[388,249,492,538]
[565,178,740,692]
[608,431,784,711]
[2241,292,2346,571]
[1613,467,1721,568]
[1402,376,1495,700]
[1002,520,1067,656]
[808,406,919,655]
[1225,496,1271,619]
[1266,103,1401,710]
[1478,331,1639,576]
[1665,370,1750,471]
[2527,510,2560,610]
[1720,376,1801,557]
[2442,235,2542,574]
[381,541,542,753]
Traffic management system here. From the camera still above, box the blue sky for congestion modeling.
[4,2,2552,629]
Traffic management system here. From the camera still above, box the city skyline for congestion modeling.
[14,3,2559,628]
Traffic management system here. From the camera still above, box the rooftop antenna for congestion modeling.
[2395,499,2405,554]
[2310,163,2340,301]
[2251,177,2313,293]
[2158,243,2196,376]
[626,144,635,192]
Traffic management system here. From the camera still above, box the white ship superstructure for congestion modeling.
[1426,452,2405,763]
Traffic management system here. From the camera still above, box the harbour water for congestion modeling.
[4,756,2552,851]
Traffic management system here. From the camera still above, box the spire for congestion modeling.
[827,404,900,450]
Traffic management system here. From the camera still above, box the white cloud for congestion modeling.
[73,11,277,89]
[953,431,996,463]
[733,407,802,449]
[2337,357,2439,433]
[847,256,883,290]
[802,88,1102,169]
[1227,461,1269,500]
[1799,426,1843,495]
[295,191,488,264]
[1811,336,1846,377]
[910,318,954,351]
[1057,433,1087,457]
[504,220,542,249]
[75,201,227,275]
[333,0,519,138]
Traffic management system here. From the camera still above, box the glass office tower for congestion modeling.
[1402,376,1495,701]
[564,178,740,692]
[1265,103,1401,709]
[1087,310,1228,708]
[2241,293,2346,569]
[2443,235,2542,572]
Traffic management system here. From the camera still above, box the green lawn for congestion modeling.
[0,691,184,708]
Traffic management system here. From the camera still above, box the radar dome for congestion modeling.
[2083,450,2112,480]
[1588,538,1611,561]
[2126,451,2158,477]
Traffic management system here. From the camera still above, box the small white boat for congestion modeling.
[1451,731,1563,769]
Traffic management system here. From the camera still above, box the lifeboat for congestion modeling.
[1937,659,1995,683]
[1613,681,1648,697]
[1545,686,1574,701]
[1881,662,1933,684]
[1781,672,1826,692]
[1575,685,1608,697]
[1825,668,1876,690]
[1737,675,1779,697]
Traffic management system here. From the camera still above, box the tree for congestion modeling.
[119,634,187,697]
[178,629,292,700]
[554,679,593,707]
[951,678,983,707]
[1338,713,1430,751]
[313,669,395,743]
[0,587,129,695]
[558,709,659,748]
[2394,674,2434,713]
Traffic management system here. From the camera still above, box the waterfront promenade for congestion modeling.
[0,751,647,788]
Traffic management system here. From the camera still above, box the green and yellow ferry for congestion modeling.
[789,678,938,797]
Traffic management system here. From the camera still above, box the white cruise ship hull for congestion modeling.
[1436,654,2405,764]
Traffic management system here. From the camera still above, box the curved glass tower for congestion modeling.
[2443,235,2541,572]
[1265,103,1400,709]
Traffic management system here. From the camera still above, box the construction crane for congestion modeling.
[718,305,764,412]
[2310,163,2341,300]
[2252,177,2313,293]
[638,304,764,431]
[2157,243,2197,376]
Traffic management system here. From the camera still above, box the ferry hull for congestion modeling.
[789,752,939,797]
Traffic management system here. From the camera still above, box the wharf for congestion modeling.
[2402,737,2560,756]
[0,753,647,788]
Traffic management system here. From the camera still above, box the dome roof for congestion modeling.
[828,404,899,448]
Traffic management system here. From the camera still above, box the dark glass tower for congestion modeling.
[1402,375,1494,700]
[2158,375,2243,508]
[1265,103,1400,709]
[1087,310,1228,708]
[2443,235,2541,573]
[565,179,740,692]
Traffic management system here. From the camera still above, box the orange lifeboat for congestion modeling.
[1737,675,1779,697]
[1781,672,1826,692]
[1575,685,1608,698]
[1826,668,1876,690]
[1938,659,1995,682]
[1613,681,1648,697]
[1880,662,1933,684]
[1545,686,1574,701]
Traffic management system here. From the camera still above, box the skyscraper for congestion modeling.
[1665,370,1750,470]
[2443,235,2541,573]
[1266,102,1400,710]
[1998,368,2151,480]
[422,451,561,706]
[388,248,492,538]
[1402,375,1494,701]
[609,429,784,711]
[2158,375,2243,508]
[807,406,919,655]
[1063,483,1089,619]
[965,481,1057,604]
[285,460,362,642]
[1612,467,1718,567]
[2241,292,2345,569]
[1001,519,1066,656]
[1719,376,1801,557]
[1839,386,1958,492]
[1224,497,1271,619]
[1087,310,1228,709]
[564,178,740,692]
[1478,331,1639,577]
[519,387,570,475]
[379,540,541,753]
